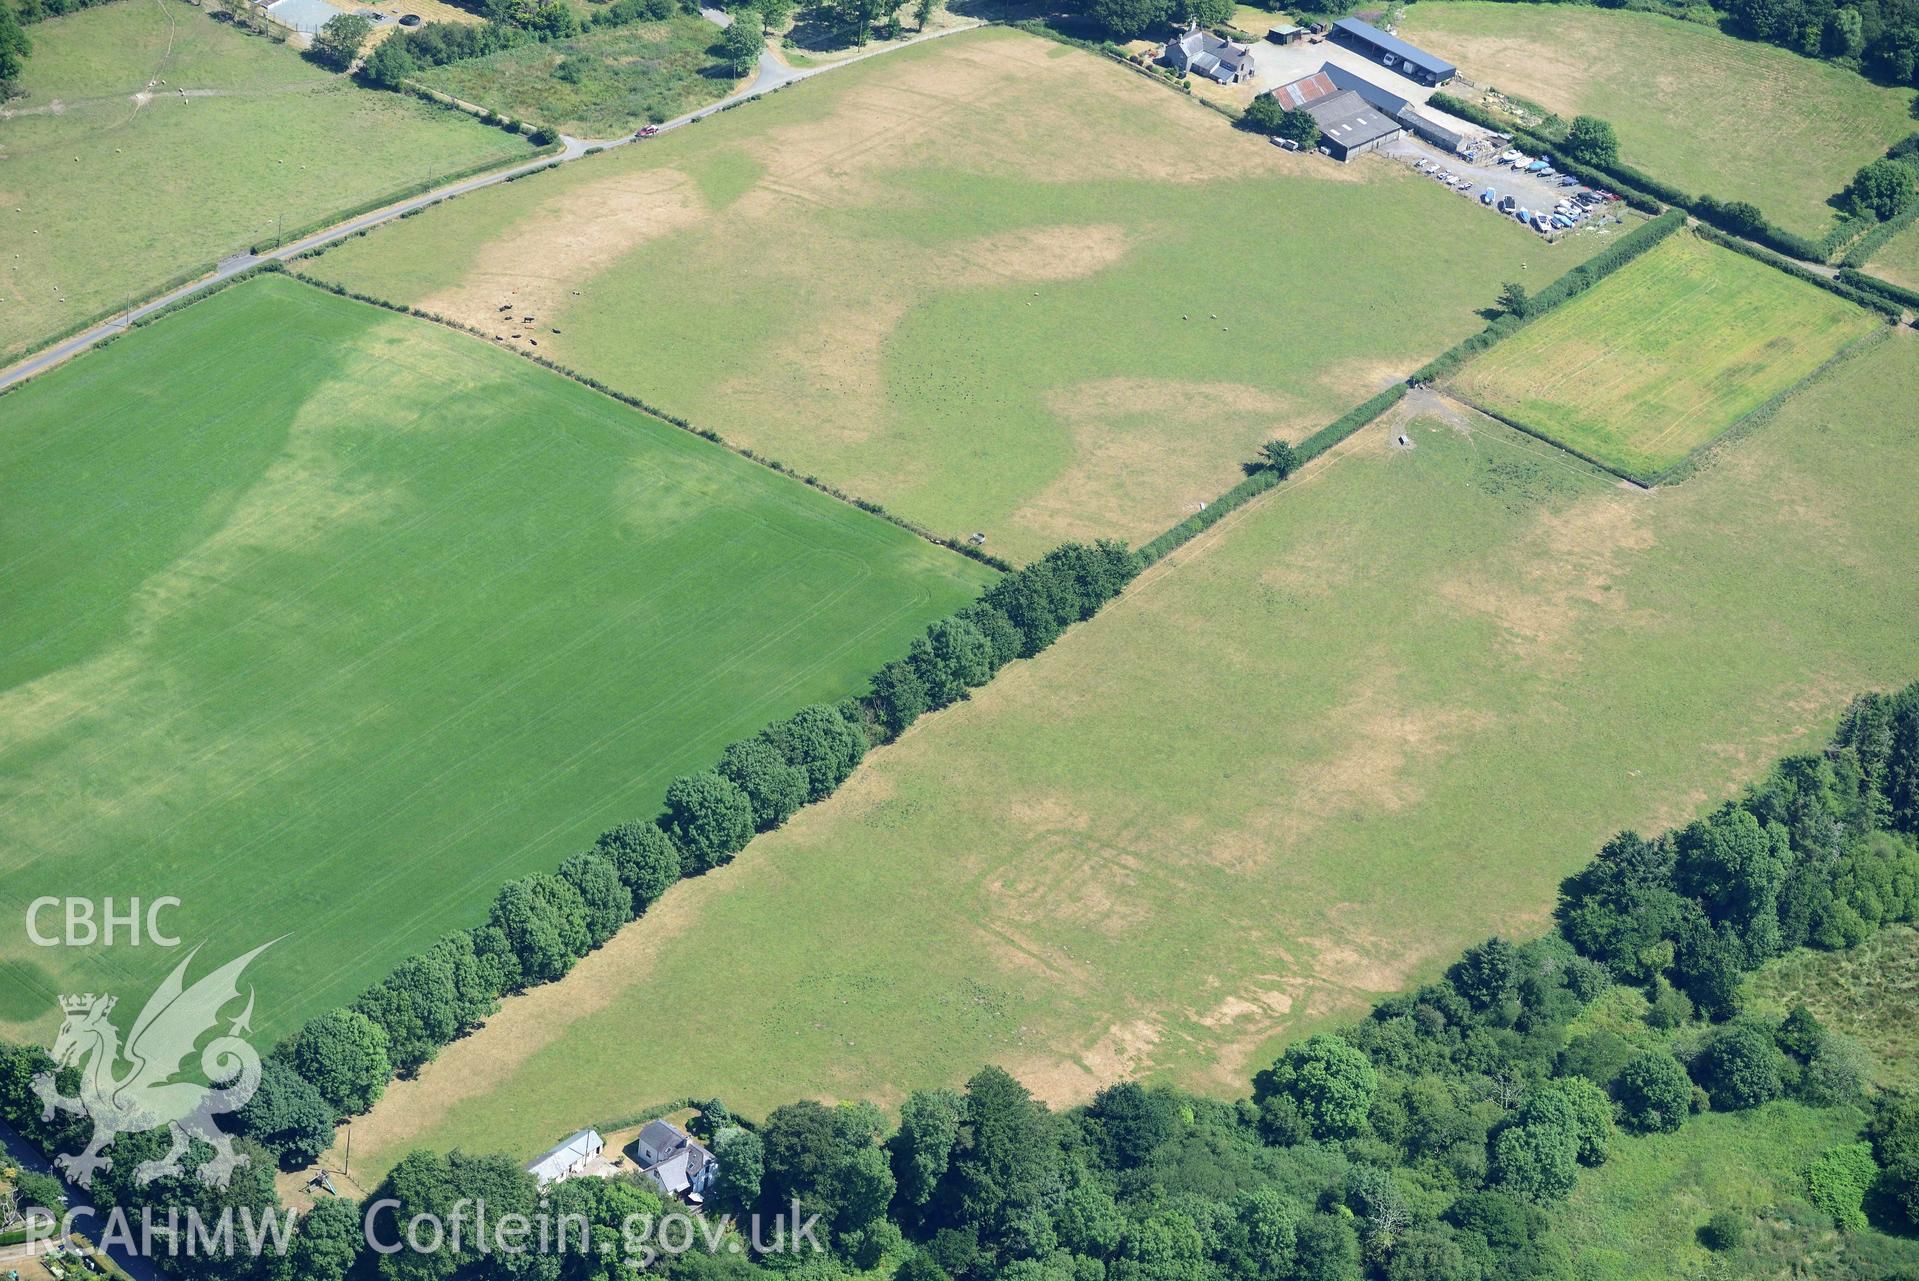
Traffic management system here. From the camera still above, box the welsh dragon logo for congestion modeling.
[33,942,273,1189]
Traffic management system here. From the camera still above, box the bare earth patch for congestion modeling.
[946,224,1136,284]
[418,167,706,341]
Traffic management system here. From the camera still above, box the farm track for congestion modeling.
[0,14,987,393]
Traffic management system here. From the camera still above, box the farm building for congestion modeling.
[1266,23,1306,44]
[1164,21,1258,84]
[1303,90,1405,161]
[1272,63,1468,155]
[1329,17,1456,86]
[261,0,345,34]
[525,1129,605,1187]
[635,1119,719,1201]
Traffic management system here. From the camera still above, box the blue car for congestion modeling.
[1481,187,1497,204]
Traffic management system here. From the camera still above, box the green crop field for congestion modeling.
[1866,216,1919,293]
[0,273,992,1043]
[0,0,534,361]
[323,333,1919,1184]
[1446,232,1880,478]
[414,16,743,137]
[303,25,1626,564]
[1398,2,1919,240]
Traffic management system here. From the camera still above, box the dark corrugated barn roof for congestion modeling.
[1331,17,1458,79]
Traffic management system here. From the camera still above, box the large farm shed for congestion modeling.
[1274,63,1464,158]
[1304,89,1405,160]
[1329,18,1456,86]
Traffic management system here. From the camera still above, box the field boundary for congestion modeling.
[279,267,1011,570]
[1432,226,1895,484]
[246,142,559,255]
[1427,90,1900,264]
[1655,325,1894,485]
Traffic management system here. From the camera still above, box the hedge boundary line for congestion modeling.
[1842,196,1919,267]
[279,268,1012,570]
[0,261,220,374]
[1444,386,1648,485]
[246,142,559,255]
[1426,93,1851,262]
[267,537,1138,1141]
[1130,382,1416,567]
[0,145,554,379]
[1414,209,1687,387]
[1837,266,1919,312]
[1691,225,1904,318]
[1137,210,1689,564]
[1655,326,1893,486]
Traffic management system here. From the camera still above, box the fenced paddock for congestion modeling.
[1445,231,1882,480]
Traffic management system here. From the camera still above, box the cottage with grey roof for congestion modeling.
[635,1119,719,1201]
[1164,20,1257,85]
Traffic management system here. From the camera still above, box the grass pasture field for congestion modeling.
[304,25,1625,564]
[1865,215,1919,292]
[413,16,744,137]
[0,0,534,362]
[0,273,993,1042]
[1446,231,1880,478]
[325,333,1919,1183]
[1397,2,1919,240]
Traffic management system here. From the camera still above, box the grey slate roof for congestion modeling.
[1169,28,1253,83]
[1304,90,1405,152]
[638,1119,689,1154]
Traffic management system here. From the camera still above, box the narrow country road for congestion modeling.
[0,15,985,393]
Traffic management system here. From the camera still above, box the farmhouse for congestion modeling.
[1328,17,1456,87]
[526,1129,605,1187]
[635,1119,719,1201]
[1164,21,1257,84]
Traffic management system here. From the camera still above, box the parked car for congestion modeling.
[1271,136,1300,151]
[1498,196,1517,212]
[1559,175,1580,187]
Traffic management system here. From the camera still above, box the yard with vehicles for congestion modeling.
[0,272,992,1043]
[0,0,537,362]
[1446,230,1883,480]
[411,15,747,137]
[304,25,1612,565]
[1396,1,1919,241]
[319,334,1919,1182]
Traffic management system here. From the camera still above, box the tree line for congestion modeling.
[201,541,1136,1180]
[3,664,1915,1281]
